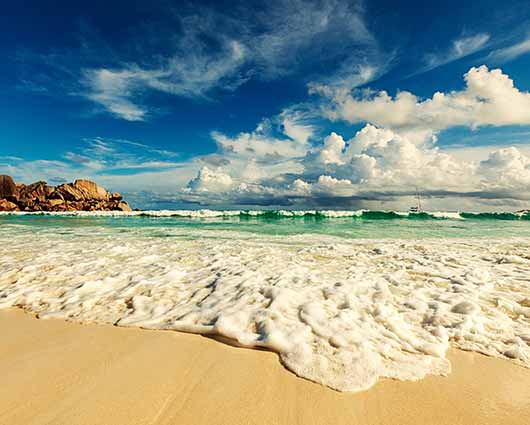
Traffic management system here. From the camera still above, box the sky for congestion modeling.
[2,0,530,210]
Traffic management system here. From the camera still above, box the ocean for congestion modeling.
[1,210,530,392]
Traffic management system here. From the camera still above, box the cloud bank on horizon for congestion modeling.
[3,0,530,210]
[181,66,530,209]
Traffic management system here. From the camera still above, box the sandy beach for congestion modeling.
[5,0,530,423]
[1,309,529,425]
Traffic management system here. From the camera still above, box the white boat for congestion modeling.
[409,190,423,213]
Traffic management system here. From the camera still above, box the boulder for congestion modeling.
[18,181,49,204]
[109,192,123,201]
[117,201,132,212]
[45,185,55,196]
[56,184,84,202]
[0,199,18,211]
[47,199,65,210]
[49,190,64,200]
[0,175,18,201]
[64,201,83,212]
[73,179,109,201]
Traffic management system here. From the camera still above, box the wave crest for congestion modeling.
[2,209,530,220]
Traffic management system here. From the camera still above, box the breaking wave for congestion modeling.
[2,209,530,220]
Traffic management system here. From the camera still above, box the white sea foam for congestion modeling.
[2,209,530,220]
[429,211,464,220]
[1,227,530,391]
[0,209,244,218]
[0,209,366,218]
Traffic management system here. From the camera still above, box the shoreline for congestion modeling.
[2,308,530,425]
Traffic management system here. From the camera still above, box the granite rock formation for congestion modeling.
[0,175,132,212]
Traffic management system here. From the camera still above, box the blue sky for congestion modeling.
[2,0,530,210]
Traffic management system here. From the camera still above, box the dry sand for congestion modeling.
[1,309,530,425]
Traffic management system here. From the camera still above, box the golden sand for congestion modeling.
[1,309,530,425]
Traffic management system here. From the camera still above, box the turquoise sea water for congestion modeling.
[2,210,530,239]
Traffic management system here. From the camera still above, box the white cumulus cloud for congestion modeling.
[186,166,235,192]
[182,119,530,209]
[478,147,530,190]
[312,65,530,135]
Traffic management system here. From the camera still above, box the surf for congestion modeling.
[2,209,530,220]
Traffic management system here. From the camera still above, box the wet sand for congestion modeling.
[1,308,530,425]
